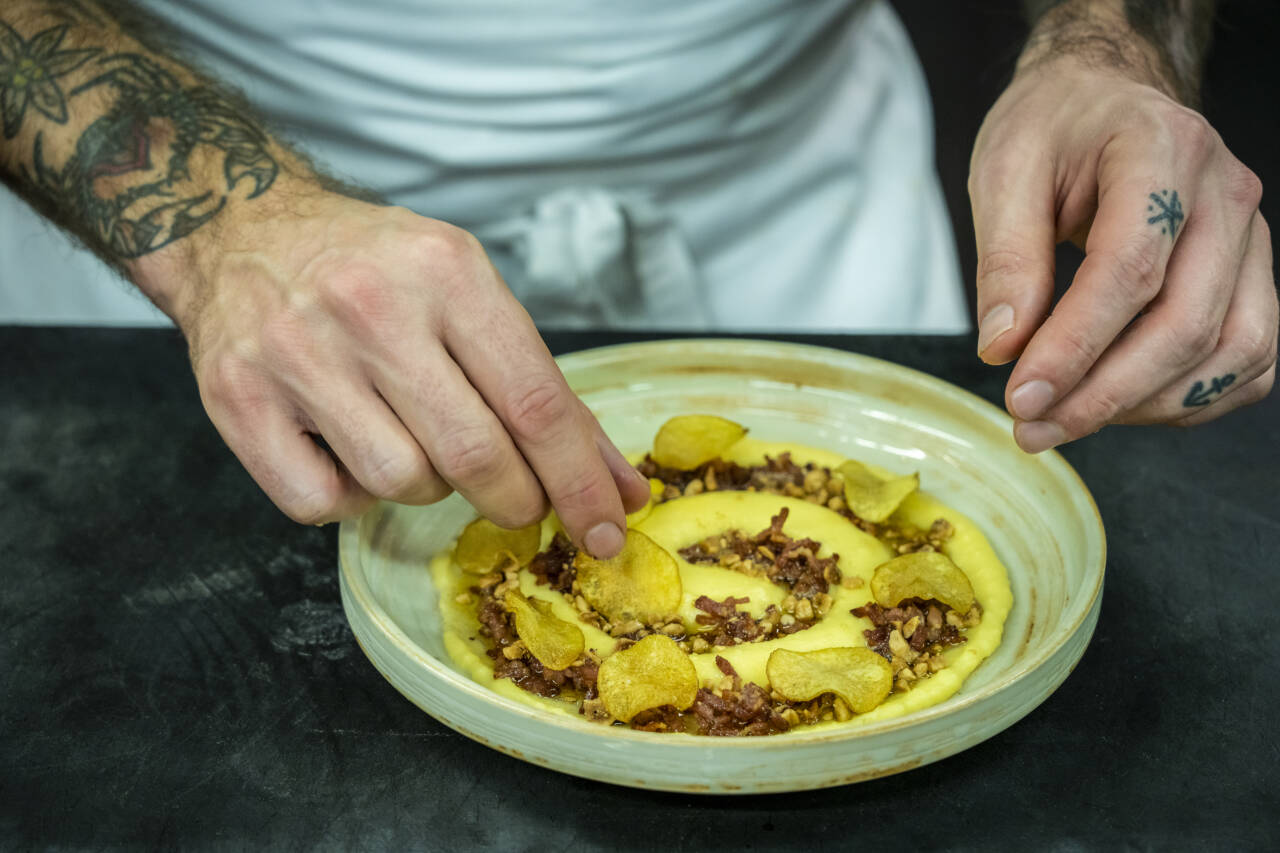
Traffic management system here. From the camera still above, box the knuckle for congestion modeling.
[435,427,506,485]
[1105,241,1164,304]
[362,451,432,500]
[968,151,1011,199]
[506,377,574,441]
[491,495,549,530]
[977,249,1031,284]
[1235,318,1279,369]
[258,309,310,363]
[411,223,481,279]
[1163,108,1216,158]
[1224,163,1264,211]
[1062,387,1126,436]
[1170,316,1222,368]
[549,467,610,512]
[280,487,341,525]
[199,350,263,412]
[1054,323,1102,370]
[316,262,393,324]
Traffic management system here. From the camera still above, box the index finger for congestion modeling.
[445,289,639,559]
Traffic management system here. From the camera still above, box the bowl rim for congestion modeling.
[338,338,1107,748]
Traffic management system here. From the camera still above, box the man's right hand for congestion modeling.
[140,192,650,557]
[0,1,647,555]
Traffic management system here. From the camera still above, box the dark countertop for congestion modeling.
[2,327,1277,850]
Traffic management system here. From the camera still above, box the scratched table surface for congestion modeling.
[2,327,1277,850]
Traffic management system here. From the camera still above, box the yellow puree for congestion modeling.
[431,438,1013,731]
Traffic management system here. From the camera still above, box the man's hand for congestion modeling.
[0,1,647,557]
[138,191,651,555]
[969,2,1277,453]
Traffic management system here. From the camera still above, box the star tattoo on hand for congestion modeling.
[1147,189,1185,239]
[0,21,99,139]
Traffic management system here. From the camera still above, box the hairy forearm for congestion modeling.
[0,1,326,320]
[1020,0,1215,106]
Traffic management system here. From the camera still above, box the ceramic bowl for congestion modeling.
[338,339,1106,793]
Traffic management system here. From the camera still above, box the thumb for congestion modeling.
[968,153,1059,365]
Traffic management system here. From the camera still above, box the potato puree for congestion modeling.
[431,438,1013,732]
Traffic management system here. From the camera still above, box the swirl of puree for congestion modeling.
[432,415,1013,735]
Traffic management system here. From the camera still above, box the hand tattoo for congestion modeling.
[1147,189,1184,238]
[1183,373,1235,407]
[0,21,98,138]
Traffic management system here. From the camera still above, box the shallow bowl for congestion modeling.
[338,339,1105,793]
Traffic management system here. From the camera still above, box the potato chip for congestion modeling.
[502,590,584,671]
[838,459,919,523]
[624,478,665,527]
[871,551,975,613]
[574,529,682,623]
[454,517,541,574]
[651,414,747,470]
[598,634,698,722]
[766,647,893,714]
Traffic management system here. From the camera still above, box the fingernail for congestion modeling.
[630,465,649,485]
[977,303,1015,359]
[1016,420,1066,454]
[1009,379,1056,421]
[584,521,625,559]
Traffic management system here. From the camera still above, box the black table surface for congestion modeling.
[3,327,1277,850]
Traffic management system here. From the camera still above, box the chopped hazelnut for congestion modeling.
[888,628,918,663]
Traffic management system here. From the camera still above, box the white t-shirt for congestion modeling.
[0,0,967,332]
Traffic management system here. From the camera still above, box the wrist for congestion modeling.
[1016,0,1188,104]
[126,160,328,331]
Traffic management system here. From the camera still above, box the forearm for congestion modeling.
[0,0,325,323]
[1020,0,1215,106]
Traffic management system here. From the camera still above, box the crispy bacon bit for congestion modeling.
[489,651,599,699]
[527,532,578,593]
[688,657,791,736]
[852,599,966,657]
[850,598,978,692]
[640,452,955,550]
[636,455,755,492]
[476,596,518,647]
[628,704,686,733]
[679,507,841,599]
[689,594,812,648]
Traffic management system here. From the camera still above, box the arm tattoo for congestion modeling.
[0,21,99,138]
[1022,1,1216,106]
[19,52,277,257]
[1183,373,1235,407]
[1147,189,1184,238]
[1,3,279,266]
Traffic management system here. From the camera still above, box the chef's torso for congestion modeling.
[0,0,966,331]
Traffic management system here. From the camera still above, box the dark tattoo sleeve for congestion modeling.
[20,52,277,257]
[1021,0,1216,107]
[0,1,280,269]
